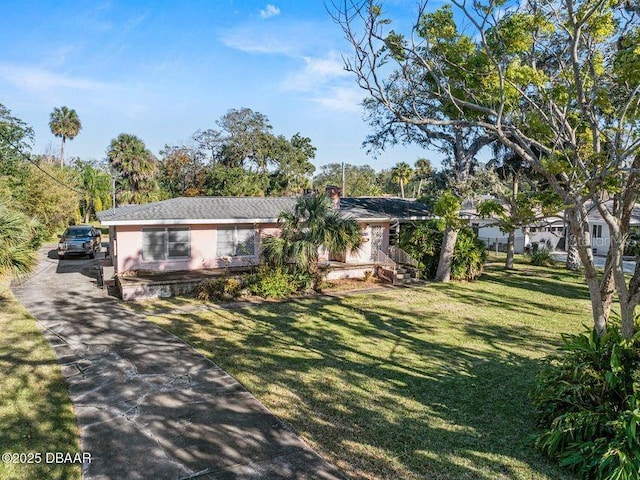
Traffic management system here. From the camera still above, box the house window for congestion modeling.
[592,224,603,238]
[142,227,190,261]
[217,226,255,257]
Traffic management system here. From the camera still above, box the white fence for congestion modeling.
[478,237,526,254]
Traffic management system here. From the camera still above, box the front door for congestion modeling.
[370,225,384,260]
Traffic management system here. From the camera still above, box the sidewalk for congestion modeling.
[12,247,346,480]
[551,252,636,273]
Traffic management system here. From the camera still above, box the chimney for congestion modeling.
[325,185,341,209]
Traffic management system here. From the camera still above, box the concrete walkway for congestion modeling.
[12,247,346,480]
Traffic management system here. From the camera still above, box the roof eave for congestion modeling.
[99,217,282,226]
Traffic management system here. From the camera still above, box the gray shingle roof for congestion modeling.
[340,197,432,219]
[97,196,433,225]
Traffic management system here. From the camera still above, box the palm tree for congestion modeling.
[76,163,112,222]
[391,162,413,198]
[107,133,159,204]
[261,195,363,290]
[49,106,81,167]
[414,158,433,197]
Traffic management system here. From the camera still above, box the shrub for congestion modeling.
[398,221,487,281]
[195,277,241,302]
[288,269,314,293]
[247,267,297,299]
[451,230,488,281]
[530,325,640,480]
[398,219,445,279]
[528,247,554,266]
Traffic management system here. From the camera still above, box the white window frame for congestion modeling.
[216,226,256,257]
[142,227,191,261]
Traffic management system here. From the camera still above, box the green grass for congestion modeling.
[0,280,81,480]
[136,256,591,480]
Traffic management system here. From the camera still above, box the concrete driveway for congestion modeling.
[12,247,346,480]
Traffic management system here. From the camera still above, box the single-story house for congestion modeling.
[96,189,432,297]
[461,197,640,255]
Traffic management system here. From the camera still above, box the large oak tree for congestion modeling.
[335,0,640,337]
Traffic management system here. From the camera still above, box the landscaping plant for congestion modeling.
[194,277,241,302]
[399,220,487,281]
[530,325,640,479]
[528,247,554,267]
[451,231,488,281]
[247,267,298,299]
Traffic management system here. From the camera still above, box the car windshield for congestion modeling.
[65,228,92,238]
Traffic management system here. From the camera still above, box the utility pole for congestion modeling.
[111,169,117,209]
[341,162,346,197]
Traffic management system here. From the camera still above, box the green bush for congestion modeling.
[194,277,241,302]
[528,247,554,266]
[398,221,487,281]
[530,325,640,480]
[451,231,488,281]
[398,219,444,279]
[288,269,314,293]
[247,267,298,299]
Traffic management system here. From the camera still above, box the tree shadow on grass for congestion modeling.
[0,290,81,480]
[159,292,578,480]
[481,264,589,301]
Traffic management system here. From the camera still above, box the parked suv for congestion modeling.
[58,225,102,259]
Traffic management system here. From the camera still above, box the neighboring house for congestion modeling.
[461,197,640,255]
[97,189,432,281]
[460,197,531,254]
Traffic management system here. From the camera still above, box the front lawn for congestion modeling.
[137,256,590,480]
[0,280,80,480]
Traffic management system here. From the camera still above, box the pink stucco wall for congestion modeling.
[112,223,280,273]
[110,221,389,274]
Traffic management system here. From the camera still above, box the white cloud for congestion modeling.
[219,20,333,56]
[259,4,281,19]
[220,31,295,55]
[280,52,362,111]
[312,86,363,112]
[283,55,349,92]
[0,64,112,92]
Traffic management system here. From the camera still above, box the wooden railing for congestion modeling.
[389,246,419,268]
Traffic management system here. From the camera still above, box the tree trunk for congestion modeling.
[400,180,405,199]
[505,174,518,270]
[620,300,636,340]
[60,136,66,168]
[311,262,323,292]
[416,178,424,197]
[435,226,458,282]
[585,271,608,336]
[506,230,515,269]
[566,234,581,271]
[567,207,607,335]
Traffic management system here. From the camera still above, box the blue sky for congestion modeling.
[0,0,437,172]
